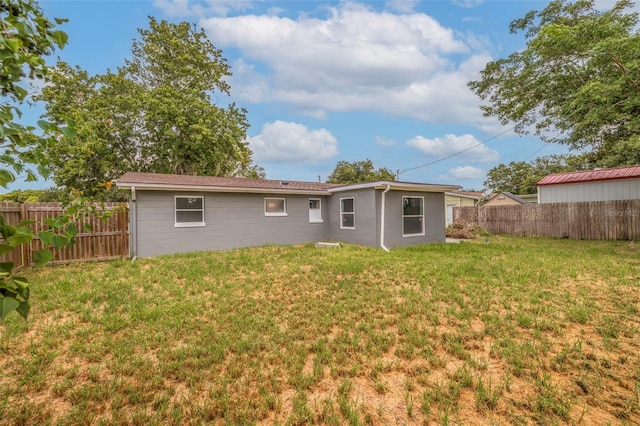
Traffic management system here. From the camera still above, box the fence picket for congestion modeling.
[453,200,640,241]
[0,202,129,268]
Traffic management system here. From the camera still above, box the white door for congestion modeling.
[446,204,456,226]
[309,199,322,223]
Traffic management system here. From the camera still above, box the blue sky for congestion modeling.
[9,0,625,191]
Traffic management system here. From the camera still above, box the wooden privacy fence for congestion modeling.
[0,202,24,269]
[454,199,640,241]
[0,201,129,268]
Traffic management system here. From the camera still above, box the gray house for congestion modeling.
[116,172,460,258]
[537,165,640,203]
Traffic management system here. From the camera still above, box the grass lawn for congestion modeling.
[1,237,639,425]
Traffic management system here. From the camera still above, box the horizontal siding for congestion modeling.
[539,178,640,203]
[444,195,477,207]
[135,191,328,257]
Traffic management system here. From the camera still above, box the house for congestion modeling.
[537,165,640,203]
[116,172,460,258]
[518,193,539,204]
[482,191,529,207]
[444,191,484,226]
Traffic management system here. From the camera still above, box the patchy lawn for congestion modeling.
[1,237,639,425]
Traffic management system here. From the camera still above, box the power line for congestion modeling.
[399,125,516,176]
[523,143,548,161]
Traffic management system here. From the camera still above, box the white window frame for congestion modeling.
[340,197,355,229]
[264,197,287,216]
[402,196,425,237]
[174,195,205,228]
[309,198,323,223]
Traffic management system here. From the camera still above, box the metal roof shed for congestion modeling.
[537,165,640,203]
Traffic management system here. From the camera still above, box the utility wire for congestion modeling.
[400,125,516,175]
[523,143,548,161]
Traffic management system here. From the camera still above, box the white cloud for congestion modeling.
[153,0,191,17]
[448,166,485,179]
[154,0,254,17]
[375,136,397,147]
[200,3,495,126]
[386,0,419,13]
[406,133,499,163]
[247,121,338,163]
[300,109,328,120]
[452,0,485,8]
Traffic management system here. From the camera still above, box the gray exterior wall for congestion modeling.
[539,178,640,203]
[131,187,449,257]
[325,189,447,248]
[327,188,378,246]
[382,191,446,248]
[132,191,328,257]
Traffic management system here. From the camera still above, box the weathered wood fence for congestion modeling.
[0,202,129,268]
[454,199,640,241]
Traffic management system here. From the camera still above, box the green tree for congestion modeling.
[0,0,78,320]
[484,153,592,193]
[0,0,68,186]
[39,17,258,198]
[327,159,396,184]
[590,135,640,167]
[484,162,536,194]
[469,0,640,157]
[0,189,46,203]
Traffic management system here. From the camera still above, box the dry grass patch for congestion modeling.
[1,237,639,424]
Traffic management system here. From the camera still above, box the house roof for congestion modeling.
[503,192,529,204]
[117,172,338,194]
[116,172,460,195]
[329,180,460,193]
[445,190,484,200]
[486,191,528,205]
[537,165,640,186]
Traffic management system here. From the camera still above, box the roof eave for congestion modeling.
[116,181,330,195]
[538,175,640,186]
[445,192,482,200]
[331,181,461,193]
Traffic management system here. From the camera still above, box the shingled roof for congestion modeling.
[117,172,339,193]
[537,165,640,186]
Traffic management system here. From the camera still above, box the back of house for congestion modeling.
[117,172,459,257]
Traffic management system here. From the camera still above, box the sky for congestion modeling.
[7,0,629,192]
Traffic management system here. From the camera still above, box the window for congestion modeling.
[340,197,355,229]
[403,196,424,236]
[309,198,322,223]
[265,197,287,216]
[175,196,205,227]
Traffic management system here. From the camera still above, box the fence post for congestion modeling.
[21,202,29,267]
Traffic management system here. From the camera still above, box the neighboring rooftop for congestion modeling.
[486,191,529,205]
[447,190,484,199]
[537,165,640,186]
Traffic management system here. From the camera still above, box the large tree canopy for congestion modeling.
[0,0,68,187]
[469,0,640,157]
[327,159,396,184]
[39,17,258,198]
[484,154,593,194]
[0,0,79,320]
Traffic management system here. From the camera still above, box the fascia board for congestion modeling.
[116,182,329,196]
[331,181,461,193]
